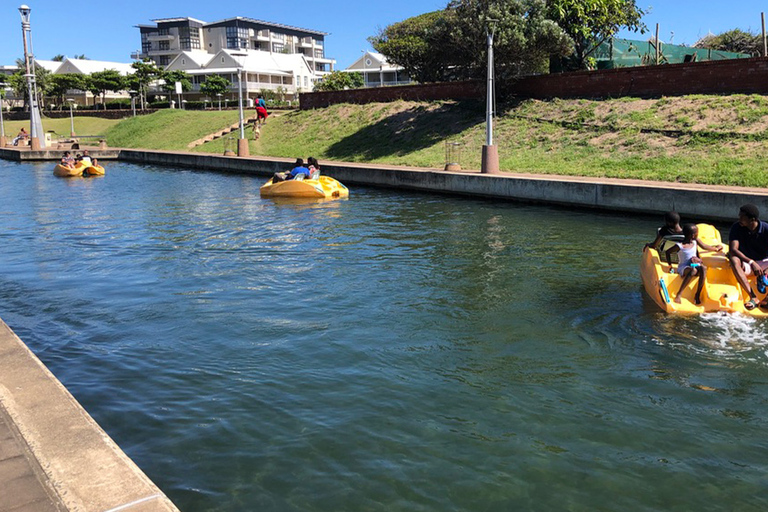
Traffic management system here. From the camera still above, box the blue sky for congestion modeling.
[0,0,766,70]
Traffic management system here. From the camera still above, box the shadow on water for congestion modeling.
[324,101,485,161]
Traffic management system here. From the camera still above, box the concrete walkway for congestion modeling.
[0,319,179,512]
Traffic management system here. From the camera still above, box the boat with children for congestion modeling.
[641,222,768,317]
[53,162,105,177]
[260,157,348,199]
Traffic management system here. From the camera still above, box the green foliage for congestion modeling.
[199,74,231,98]
[51,54,65,62]
[126,59,163,110]
[314,71,364,91]
[89,69,125,108]
[548,0,646,70]
[369,10,457,83]
[48,73,87,107]
[694,28,763,56]
[160,70,193,93]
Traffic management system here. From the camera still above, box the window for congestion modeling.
[158,55,170,66]
[179,26,201,51]
[304,76,308,88]
[272,43,284,53]
[142,41,152,53]
[158,27,169,36]
[159,40,170,51]
[226,25,248,49]
[272,32,285,42]
[315,49,324,59]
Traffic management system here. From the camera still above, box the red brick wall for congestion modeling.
[300,57,768,109]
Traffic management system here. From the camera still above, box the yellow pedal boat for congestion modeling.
[84,164,105,176]
[641,223,768,316]
[260,175,349,199]
[53,162,87,177]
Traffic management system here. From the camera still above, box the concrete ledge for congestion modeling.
[4,146,768,222]
[0,318,179,512]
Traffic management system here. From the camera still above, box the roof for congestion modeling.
[34,60,60,73]
[345,51,403,72]
[203,16,327,36]
[151,17,207,24]
[165,51,212,70]
[54,58,134,76]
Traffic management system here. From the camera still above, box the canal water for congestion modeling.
[1,160,767,511]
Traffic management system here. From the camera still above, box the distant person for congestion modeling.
[307,156,320,179]
[665,223,721,305]
[60,151,75,169]
[12,127,28,146]
[644,211,683,251]
[728,204,768,310]
[272,158,310,183]
[80,150,92,166]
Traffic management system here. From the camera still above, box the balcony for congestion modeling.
[147,34,176,42]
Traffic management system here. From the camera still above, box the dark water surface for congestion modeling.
[1,160,767,511]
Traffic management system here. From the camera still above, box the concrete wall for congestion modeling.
[300,57,768,108]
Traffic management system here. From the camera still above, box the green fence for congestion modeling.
[594,37,751,69]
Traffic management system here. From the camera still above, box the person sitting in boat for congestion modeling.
[60,151,76,169]
[307,156,320,179]
[665,223,722,305]
[12,127,28,146]
[644,211,682,251]
[728,204,768,310]
[79,150,93,166]
[272,158,311,183]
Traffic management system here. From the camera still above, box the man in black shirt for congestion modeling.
[728,204,768,310]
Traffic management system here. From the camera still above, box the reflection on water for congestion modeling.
[1,160,768,511]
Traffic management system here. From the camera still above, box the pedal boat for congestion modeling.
[53,162,87,177]
[83,164,105,176]
[260,175,349,199]
[641,223,768,316]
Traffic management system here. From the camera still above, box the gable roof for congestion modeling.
[202,49,312,76]
[345,51,402,72]
[165,51,213,71]
[55,58,134,76]
[34,60,61,73]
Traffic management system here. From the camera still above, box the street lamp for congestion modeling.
[216,93,222,111]
[481,18,499,173]
[0,88,8,147]
[66,98,75,136]
[231,52,249,157]
[129,90,138,117]
[18,4,45,151]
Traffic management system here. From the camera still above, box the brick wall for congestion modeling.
[300,57,768,108]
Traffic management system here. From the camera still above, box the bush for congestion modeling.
[104,99,132,110]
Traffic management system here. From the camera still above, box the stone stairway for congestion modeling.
[187,115,259,149]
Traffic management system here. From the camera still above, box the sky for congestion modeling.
[0,0,766,70]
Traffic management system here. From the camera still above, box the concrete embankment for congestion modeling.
[0,318,179,512]
[4,146,768,221]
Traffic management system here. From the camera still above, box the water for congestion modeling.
[1,160,768,511]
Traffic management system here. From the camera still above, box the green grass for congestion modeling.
[68,95,768,188]
[5,116,120,139]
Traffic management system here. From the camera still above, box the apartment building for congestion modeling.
[136,16,334,97]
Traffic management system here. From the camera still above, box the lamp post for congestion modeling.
[0,88,8,147]
[19,4,45,151]
[66,98,75,136]
[481,18,499,174]
[129,90,138,117]
[231,52,249,157]
[216,93,222,111]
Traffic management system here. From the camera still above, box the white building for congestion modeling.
[344,51,413,87]
[136,16,335,98]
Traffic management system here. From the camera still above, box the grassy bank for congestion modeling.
[27,95,767,188]
[5,116,120,139]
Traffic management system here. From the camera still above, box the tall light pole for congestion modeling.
[216,93,222,111]
[19,4,45,151]
[66,98,75,136]
[481,19,499,173]
[0,88,8,148]
[231,52,249,157]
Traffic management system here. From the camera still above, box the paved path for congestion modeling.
[0,409,62,512]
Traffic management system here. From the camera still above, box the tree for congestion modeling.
[694,29,762,56]
[313,71,364,91]
[126,59,162,110]
[547,0,646,70]
[74,54,88,60]
[160,70,193,95]
[199,74,231,99]
[369,10,457,83]
[51,54,65,62]
[449,0,573,78]
[89,69,125,108]
[48,73,86,107]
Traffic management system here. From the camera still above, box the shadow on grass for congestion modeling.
[325,100,486,161]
